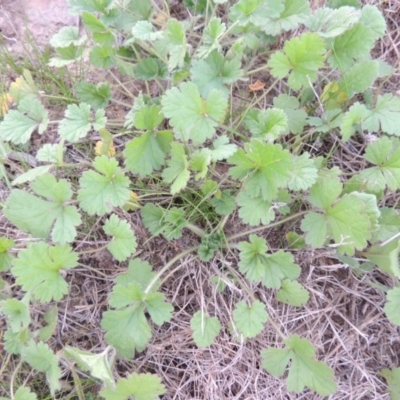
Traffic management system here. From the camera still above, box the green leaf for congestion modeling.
[8,70,38,104]
[135,57,168,80]
[189,148,211,180]
[133,105,164,131]
[351,192,380,232]
[165,19,187,69]
[59,103,107,142]
[102,305,151,359]
[75,81,111,110]
[89,45,116,69]
[328,0,361,8]
[238,235,300,288]
[190,51,242,97]
[251,0,310,36]
[210,136,237,161]
[307,6,360,38]
[36,143,62,163]
[340,102,368,141]
[233,300,268,338]
[12,242,78,302]
[384,287,400,326]
[124,130,172,177]
[308,177,342,210]
[67,0,114,15]
[380,368,400,400]
[359,136,400,191]
[363,240,400,278]
[4,327,32,355]
[131,20,164,42]
[198,233,222,261]
[48,44,84,67]
[229,0,275,27]
[11,165,52,186]
[288,153,318,191]
[140,203,165,237]
[161,82,227,144]
[0,98,48,144]
[268,33,325,89]
[0,297,30,332]
[21,342,61,395]
[196,17,226,58]
[359,5,386,41]
[302,181,371,255]
[363,94,400,136]
[103,214,137,261]
[273,94,307,134]
[286,232,306,249]
[63,346,116,390]
[237,192,275,226]
[0,237,14,272]
[328,23,375,69]
[145,292,174,325]
[228,141,293,201]
[211,190,235,215]
[14,387,38,400]
[115,258,158,290]
[338,60,378,97]
[162,142,190,194]
[103,260,172,358]
[124,94,145,128]
[4,174,81,243]
[78,156,131,215]
[39,305,58,341]
[200,179,218,196]
[100,373,166,400]
[276,279,309,306]
[190,311,221,347]
[371,208,400,243]
[50,26,87,47]
[141,204,187,240]
[244,108,287,141]
[82,12,115,45]
[261,334,337,395]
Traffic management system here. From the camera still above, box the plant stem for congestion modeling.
[144,246,199,295]
[227,210,308,242]
[186,223,206,238]
[10,360,22,400]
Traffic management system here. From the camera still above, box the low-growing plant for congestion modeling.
[1,0,400,398]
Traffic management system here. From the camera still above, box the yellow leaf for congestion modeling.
[95,128,116,157]
[9,69,39,103]
[321,82,347,109]
[0,93,13,118]
[123,191,141,211]
[95,140,116,157]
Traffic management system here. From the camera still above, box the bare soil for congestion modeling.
[0,0,76,52]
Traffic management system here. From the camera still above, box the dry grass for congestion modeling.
[1,1,400,399]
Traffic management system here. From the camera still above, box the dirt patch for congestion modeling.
[0,0,76,52]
